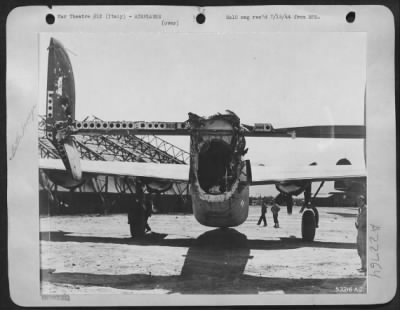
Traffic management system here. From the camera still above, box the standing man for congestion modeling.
[144,195,153,233]
[257,197,268,226]
[355,194,367,272]
[271,200,281,228]
[128,180,146,238]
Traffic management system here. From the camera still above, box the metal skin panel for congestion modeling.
[250,165,366,185]
[40,158,190,181]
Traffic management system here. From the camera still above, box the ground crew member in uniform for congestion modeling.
[128,180,145,237]
[355,194,367,272]
[257,197,268,226]
[144,195,153,233]
[271,200,281,228]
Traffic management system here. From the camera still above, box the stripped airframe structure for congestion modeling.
[40,38,366,240]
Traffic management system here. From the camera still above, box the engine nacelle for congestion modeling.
[334,158,352,191]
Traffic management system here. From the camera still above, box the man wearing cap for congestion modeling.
[144,195,153,233]
[355,194,367,272]
[257,197,268,227]
[271,200,281,228]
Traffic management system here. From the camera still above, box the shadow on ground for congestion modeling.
[40,230,356,250]
[41,269,366,294]
[41,229,364,294]
[326,212,357,218]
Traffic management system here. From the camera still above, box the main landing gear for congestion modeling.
[301,204,319,242]
[301,209,316,241]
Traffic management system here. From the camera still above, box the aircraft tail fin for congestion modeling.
[46,37,75,129]
[46,38,81,180]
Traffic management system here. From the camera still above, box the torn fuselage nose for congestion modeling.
[188,112,249,227]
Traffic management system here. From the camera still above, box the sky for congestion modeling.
[38,32,366,196]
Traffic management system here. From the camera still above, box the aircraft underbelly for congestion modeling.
[192,186,249,227]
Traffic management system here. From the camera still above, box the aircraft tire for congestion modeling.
[301,209,316,242]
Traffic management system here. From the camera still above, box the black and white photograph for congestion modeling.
[37,29,368,295]
[6,5,396,307]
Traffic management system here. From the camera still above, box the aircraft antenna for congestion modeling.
[65,47,77,56]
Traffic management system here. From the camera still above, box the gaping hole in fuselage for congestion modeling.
[198,139,234,194]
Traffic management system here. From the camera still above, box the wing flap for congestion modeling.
[40,158,189,182]
[251,164,366,185]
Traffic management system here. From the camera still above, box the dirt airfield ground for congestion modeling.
[40,205,366,295]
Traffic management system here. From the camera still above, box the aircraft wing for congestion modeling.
[250,164,366,185]
[40,158,190,182]
[40,159,365,185]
